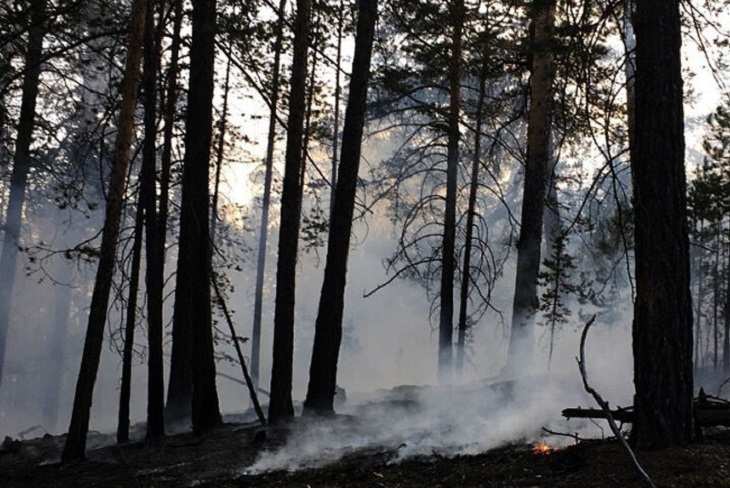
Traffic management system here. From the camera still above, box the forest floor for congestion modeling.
[3,377,730,487]
[3,419,730,487]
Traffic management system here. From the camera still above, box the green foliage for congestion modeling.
[688,96,730,369]
[691,97,730,220]
[538,233,578,327]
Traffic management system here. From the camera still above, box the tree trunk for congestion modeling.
[301,24,318,187]
[116,193,145,444]
[210,56,231,241]
[438,0,464,380]
[329,0,345,220]
[42,264,72,432]
[0,0,46,392]
[504,0,556,375]
[62,0,147,463]
[268,0,311,425]
[456,59,487,374]
[170,0,222,435]
[0,94,8,165]
[631,0,693,449]
[623,0,636,163]
[722,232,730,372]
[543,135,561,370]
[161,0,187,428]
[251,0,288,389]
[694,220,704,368]
[714,224,720,369]
[142,0,165,441]
[302,0,377,416]
[542,138,560,259]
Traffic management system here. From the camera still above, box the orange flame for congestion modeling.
[533,442,557,456]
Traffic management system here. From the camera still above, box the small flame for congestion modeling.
[533,442,557,455]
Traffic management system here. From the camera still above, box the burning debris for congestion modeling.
[532,442,560,456]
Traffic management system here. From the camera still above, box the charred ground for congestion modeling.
[3,421,730,488]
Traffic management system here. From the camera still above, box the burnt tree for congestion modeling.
[437,0,464,380]
[116,192,145,444]
[0,0,47,391]
[169,0,222,435]
[141,0,165,441]
[63,0,148,463]
[268,0,311,425]
[160,0,184,427]
[302,0,378,416]
[251,0,288,389]
[631,0,694,449]
[505,0,556,374]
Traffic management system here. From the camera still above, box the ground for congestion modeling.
[4,376,730,487]
[2,421,730,488]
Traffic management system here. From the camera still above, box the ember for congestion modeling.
[533,443,558,456]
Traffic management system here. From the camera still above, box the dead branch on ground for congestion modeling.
[541,427,584,443]
[577,315,655,488]
[212,278,267,426]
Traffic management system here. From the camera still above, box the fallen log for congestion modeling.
[562,407,634,424]
[563,395,730,428]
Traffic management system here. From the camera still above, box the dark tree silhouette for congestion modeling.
[505,0,556,374]
[141,0,165,441]
[160,0,185,428]
[268,0,311,425]
[437,0,464,380]
[0,0,47,391]
[169,0,222,435]
[303,0,378,416]
[116,192,145,444]
[631,0,694,449]
[63,0,148,463]
[251,0,288,389]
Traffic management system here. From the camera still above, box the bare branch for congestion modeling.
[577,315,655,488]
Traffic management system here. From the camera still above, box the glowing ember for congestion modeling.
[533,443,557,456]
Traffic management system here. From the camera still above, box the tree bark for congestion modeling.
[722,236,730,372]
[161,0,187,427]
[63,0,147,463]
[456,58,487,374]
[542,138,560,259]
[329,0,345,220]
[713,224,720,369]
[694,224,703,368]
[504,0,556,375]
[631,0,694,449]
[623,0,636,164]
[302,0,377,416]
[142,0,165,441]
[170,0,222,435]
[0,0,46,392]
[210,55,231,241]
[438,0,464,380]
[116,192,145,444]
[251,0,288,389]
[268,0,311,425]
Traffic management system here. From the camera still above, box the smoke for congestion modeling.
[0,154,639,473]
[239,211,638,473]
[245,367,630,474]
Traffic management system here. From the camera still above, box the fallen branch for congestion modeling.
[563,401,730,427]
[541,427,584,443]
[212,278,267,426]
[717,377,730,397]
[577,315,655,488]
[562,407,633,424]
